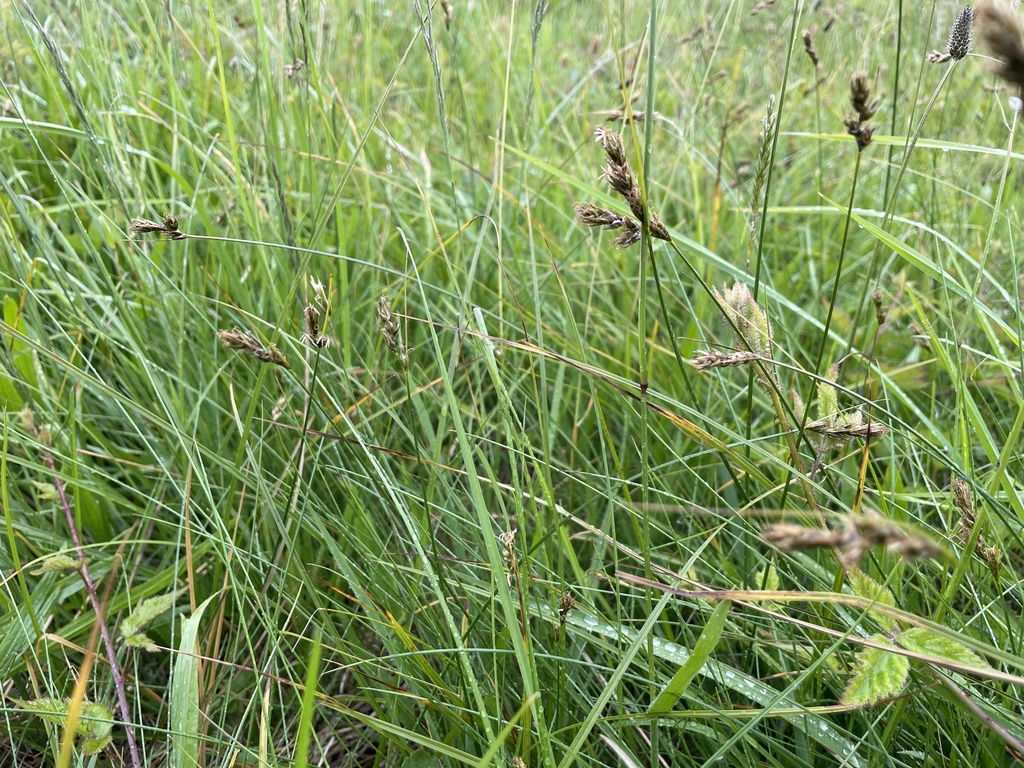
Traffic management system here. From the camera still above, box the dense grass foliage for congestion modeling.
[2,1,1023,766]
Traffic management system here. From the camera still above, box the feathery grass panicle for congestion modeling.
[713,280,773,359]
[974,0,1024,102]
[690,349,761,371]
[750,94,776,238]
[218,328,291,369]
[947,5,974,61]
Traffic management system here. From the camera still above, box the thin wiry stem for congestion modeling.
[846,58,961,354]
[44,450,142,768]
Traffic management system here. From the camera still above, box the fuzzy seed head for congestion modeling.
[974,1,1024,97]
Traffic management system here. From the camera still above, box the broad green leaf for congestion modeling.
[649,600,730,714]
[846,567,896,632]
[120,592,177,652]
[171,597,214,768]
[11,698,113,755]
[841,636,909,707]
[898,628,989,668]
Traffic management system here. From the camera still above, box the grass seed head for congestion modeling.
[691,349,760,371]
[302,303,329,348]
[845,71,879,151]
[376,295,408,366]
[130,214,186,240]
[714,280,773,358]
[593,126,627,166]
[947,5,974,60]
[218,328,290,369]
[802,29,820,69]
[975,0,1024,100]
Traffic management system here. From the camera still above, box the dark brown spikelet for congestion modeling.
[593,126,627,166]
[218,328,291,369]
[849,71,878,122]
[578,128,673,246]
[130,213,187,240]
[845,71,878,151]
[802,29,820,69]
[302,304,329,348]
[947,5,974,61]
[574,202,644,247]
[558,590,576,626]
[974,1,1024,99]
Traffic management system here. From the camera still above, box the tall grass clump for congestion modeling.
[2,1,1024,767]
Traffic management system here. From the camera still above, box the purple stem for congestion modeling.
[44,452,142,768]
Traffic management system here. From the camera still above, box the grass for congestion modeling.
[1,0,1023,766]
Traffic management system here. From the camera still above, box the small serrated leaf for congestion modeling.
[846,567,896,632]
[120,592,177,652]
[817,366,840,420]
[898,628,989,668]
[123,632,159,652]
[841,635,909,707]
[12,697,113,749]
[30,555,83,575]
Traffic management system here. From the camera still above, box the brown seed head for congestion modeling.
[974,1,1024,97]
[802,29,820,69]
[849,71,878,122]
[593,126,627,166]
[218,328,290,369]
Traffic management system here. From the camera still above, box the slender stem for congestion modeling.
[815,152,862,378]
[846,59,960,354]
[44,450,142,768]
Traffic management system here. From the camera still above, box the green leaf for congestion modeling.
[649,600,730,714]
[898,628,989,668]
[817,365,840,420]
[171,597,214,768]
[846,567,896,632]
[841,636,909,707]
[293,629,322,768]
[120,592,177,652]
[29,554,82,575]
[11,697,113,754]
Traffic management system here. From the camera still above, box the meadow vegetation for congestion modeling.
[2,1,1024,766]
